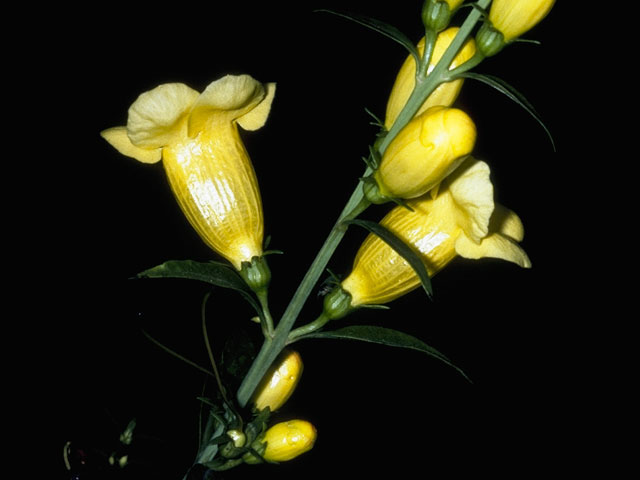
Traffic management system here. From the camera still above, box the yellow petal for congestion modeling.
[127,83,199,148]
[100,126,162,164]
[188,74,266,136]
[490,203,525,242]
[262,420,317,462]
[455,231,531,268]
[377,106,476,199]
[444,158,494,243]
[384,28,476,129]
[161,124,264,269]
[253,349,303,412]
[489,0,555,42]
[237,82,276,131]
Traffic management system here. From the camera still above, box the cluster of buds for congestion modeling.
[246,350,316,463]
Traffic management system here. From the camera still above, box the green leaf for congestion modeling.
[460,72,556,151]
[345,218,433,299]
[305,325,470,382]
[315,9,420,64]
[137,260,262,316]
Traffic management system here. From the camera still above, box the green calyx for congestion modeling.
[476,22,505,57]
[422,0,452,32]
[362,175,391,205]
[323,286,354,321]
[240,256,271,294]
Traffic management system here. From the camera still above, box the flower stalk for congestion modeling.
[236,0,492,408]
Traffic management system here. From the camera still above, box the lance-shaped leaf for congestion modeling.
[305,325,470,382]
[345,218,433,299]
[315,9,420,65]
[459,72,556,151]
[137,260,262,316]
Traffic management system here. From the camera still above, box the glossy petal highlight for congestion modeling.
[162,124,264,269]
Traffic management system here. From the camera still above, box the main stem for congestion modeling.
[236,193,370,406]
[236,0,491,407]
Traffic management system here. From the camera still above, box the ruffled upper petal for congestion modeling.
[237,82,276,131]
[188,75,267,136]
[100,126,162,164]
[444,158,494,243]
[127,83,200,149]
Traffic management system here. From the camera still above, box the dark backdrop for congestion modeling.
[44,1,578,478]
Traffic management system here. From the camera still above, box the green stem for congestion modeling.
[445,50,486,80]
[287,313,330,343]
[201,292,229,405]
[257,291,275,338]
[236,193,371,407]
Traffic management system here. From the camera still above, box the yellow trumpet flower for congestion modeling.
[489,0,555,42]
[253,349,303,412]
[385,27,476,130]
[101,75,275,270]
[261,420,317,462]
[343,158,531,308]
[369,106,476,202]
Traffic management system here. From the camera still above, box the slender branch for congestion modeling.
[141,329,214,378]
[287,313,330,343]
[257,291,275,338]
[201,291,229,405]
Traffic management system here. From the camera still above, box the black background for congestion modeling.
[40,1,584,478]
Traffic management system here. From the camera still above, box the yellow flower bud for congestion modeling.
[489,0,555,42]
[101,75,276,270]
[262,420,317,462]
[343,158,531,307]
[252,349,303,412]
[371,106,476,201]
[385,27,476,129]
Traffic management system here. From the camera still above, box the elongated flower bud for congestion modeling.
[253,349,303,412]
[344,158,531,308]
[368,106,476,202]
[101,75,276,270]
[261,420,317,462]
[385,27,476,129]
[477,0,555,56]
